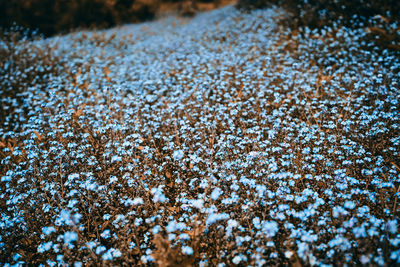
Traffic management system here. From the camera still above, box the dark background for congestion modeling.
[0,0,399,51]
[0,0,231,37]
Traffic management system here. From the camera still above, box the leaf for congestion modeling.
[104,66,111,76]
[33,131,42,142]
[73,109,83,119]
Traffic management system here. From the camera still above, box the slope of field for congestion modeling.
[1,5,400,266]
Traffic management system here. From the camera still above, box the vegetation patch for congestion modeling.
[1,3,400,266]
[237,0,400,52]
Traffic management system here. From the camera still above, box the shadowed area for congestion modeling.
[0,0,234,36]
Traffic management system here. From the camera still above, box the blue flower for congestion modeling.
[173,150,184,160]
[181,246,193,255]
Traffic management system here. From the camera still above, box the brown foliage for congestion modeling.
[236,0,400,52]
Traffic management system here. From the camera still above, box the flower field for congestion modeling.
[1,4,400,266]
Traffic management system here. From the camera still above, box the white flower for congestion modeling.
[101,229,111,239]
[262,221,279,238]
[111,155,122,163]
[285,251,294,258]
[37,241,53,253]
[151,186,168,203]
[133,197,144,205]
[191,199,204,209]
[64,231,78,246]
[232,255,241,264]
[102,248,122,260]
[181,246,193,255]
[211,187,223,200]
[42,226,56,235]
[173,150,184,160]
[96,246,106,255]
[387,220,397,234]
[206,213,229,226]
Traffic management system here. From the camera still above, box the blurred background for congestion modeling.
[0,0,235,37]
[0,0,398,51]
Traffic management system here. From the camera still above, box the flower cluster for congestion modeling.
[1,3,399,266]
